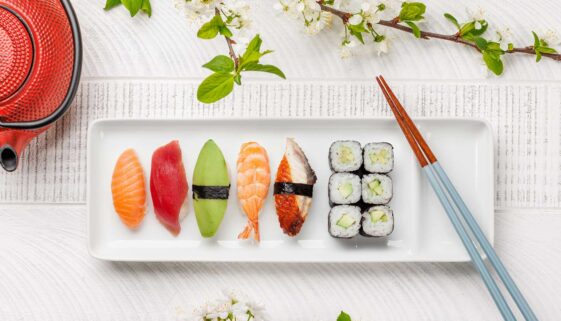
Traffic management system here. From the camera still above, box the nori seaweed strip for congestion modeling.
[274,182,314,197]
[192,185,230,200]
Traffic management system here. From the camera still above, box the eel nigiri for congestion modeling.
[193,140,230,238]
[274,138,317,236]
[111,149,146,229]
[150,140,189,236]
[236,142,271,241]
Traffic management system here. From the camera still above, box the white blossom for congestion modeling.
[374,34,390,55]
[542,29,560,47]
[245,299,269,321]
[360,1,381,25]
[348,14,363,25]
[495,27,513,51]
[466,5,485,21]
[340,39,357,58]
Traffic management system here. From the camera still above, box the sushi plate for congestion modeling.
[87,118,494,262]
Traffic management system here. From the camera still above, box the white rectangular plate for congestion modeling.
[88,118,493,262]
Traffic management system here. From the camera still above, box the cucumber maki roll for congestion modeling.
[328,173,361,205]
[360,205,394,237]
[329,140,362,172]
[363,142,394,173]
[362,173,392,204]
[328,205,361,238]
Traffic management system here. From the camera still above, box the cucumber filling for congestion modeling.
[338,182,354,199]
[368,179,384,195]
[369,210,388,224]
[339,146,355,164]
[369,149,389,165]
[336,213,356,229]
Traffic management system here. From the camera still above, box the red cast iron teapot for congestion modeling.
[0,0,82,172]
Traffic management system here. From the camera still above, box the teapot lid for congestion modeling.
[0,7,33,102]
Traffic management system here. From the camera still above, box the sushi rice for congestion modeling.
[329,173,361,205]
[363,142,394,173]
[360,205,394,237]
[329,141,362,172]
[329,205,361,238]
[362,173,392,204]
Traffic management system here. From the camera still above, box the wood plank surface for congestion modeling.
[0,206,559,320]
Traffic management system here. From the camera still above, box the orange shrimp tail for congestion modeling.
[237,220,260,241]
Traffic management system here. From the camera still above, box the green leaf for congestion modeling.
[507,43,514,51]
[337,311,352,321]
[234,74,242,85]
[121,0,143,16]
[482,51,503,75]
[399,2,426,22]
[239,34,266,68]
[459,22,475,37]
[443,13,460,29]
[104,0,122,10]
[539,47,558,54]
[219,25,233,38]
[405,21,421,38]
[141,0,151,17]
[203,55,235,73]
[197,72,235,104]
[471,21,488,36]
[350,30,365,44]
[486,41,502,52]
[197,16,223,39]
[474,37,488,50]
[460,20,488,41]
[532,31,540,49]
[535,51,542,62]
[242,63,286,79]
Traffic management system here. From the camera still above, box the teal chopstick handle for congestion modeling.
[433,162,538,321]
[423,167,516,321]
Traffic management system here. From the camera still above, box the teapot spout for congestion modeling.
[0,145,18,172]
[0,130,36,172]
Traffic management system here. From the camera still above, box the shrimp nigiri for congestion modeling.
[111,149,147,229]
[236,142,271,241]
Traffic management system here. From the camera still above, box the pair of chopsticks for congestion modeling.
[376,76,537,321]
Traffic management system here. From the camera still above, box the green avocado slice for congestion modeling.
[336,213,356,229]
[369,210,388,224]
[369,149,389,165]
[368,179,384,195]
[193,140,230,238]
[339,146,355,164]
[338,182,354,199]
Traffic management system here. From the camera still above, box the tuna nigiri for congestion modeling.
[274,138,317,236]
[150,140,189,236]
[236,142,271,241]
[111,149,147,229]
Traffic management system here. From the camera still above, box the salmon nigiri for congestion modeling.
[150,140,189,236]
[111,149,147,229]
[236,142,271,241]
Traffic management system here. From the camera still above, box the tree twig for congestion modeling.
[215,8,240,67]
[318,3,561,61]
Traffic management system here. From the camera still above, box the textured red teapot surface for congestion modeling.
[0,0,80,171]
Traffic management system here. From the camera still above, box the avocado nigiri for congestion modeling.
[193,140,230,237]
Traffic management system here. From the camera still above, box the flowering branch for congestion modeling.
[216,7,241,68]
[317,2,561,62]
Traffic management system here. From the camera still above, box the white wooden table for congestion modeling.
[2,0,561,320]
